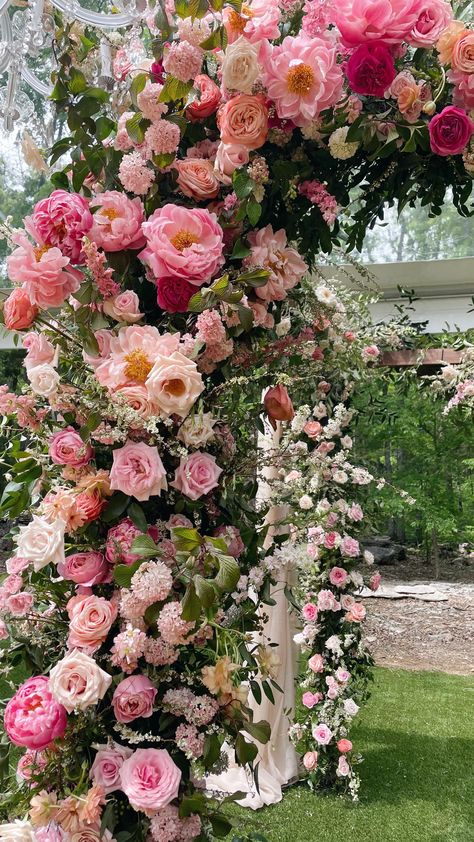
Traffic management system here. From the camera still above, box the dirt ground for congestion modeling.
[362,555,474,675]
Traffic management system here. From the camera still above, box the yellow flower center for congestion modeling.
[34,244,52,262]
[163,377,186,397]
[227,6,253,33]
[170,229,199,252]
[123,350,153,383]
[101,207,120,222]
[286,62,315,96]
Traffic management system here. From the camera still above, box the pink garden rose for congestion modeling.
[145,352,204,418]
[329,566,349,587]
[308,654,324,673]
[370,572,382,591]
[346,43,396,97]
[7,232,83,310]
[102,291,143,324]
[345,602,367,623]
[89,192,145,252]
[217,94,268,149]
[67,595,117,653]
[119,748,181,814]
[48,650,112,712]
[302,602,318,621]
[49,427,94,467]
[112,675,157,723]
[450,69,474,111]
[176,159,220,201]
[105,518,142,565]
[313,723,333,745]
[260,34,343,126]
[317,589,339,612]
[26,189,92,262]
[335,0,424,47]
[338,738,353,753]
[340,537,360,558]
[337,756,350,777]
[110,440,168,502]
[429,106,474,155]
[58,552,110,587]
[4,676,67,750]
[90,742,133,794]
[187,74,221,120]
[156,277,195,314]
[171,451,222,501]
[6,593,34,616]
[214,142,250,185]
[22,332,57,370]
[302,751,318,771]
[302,691,322,709]
[0,619,8,640]
[3,288,38,331]
[406,0,453,47]
[140,204,225,286]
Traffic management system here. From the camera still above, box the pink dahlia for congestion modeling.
[4,676,67,750]
[26,189,93,263]
[139,204,225,286]
[260,34,343,126]
[335,0,424,47]
[7,232,83,310]
[89,191,145,252]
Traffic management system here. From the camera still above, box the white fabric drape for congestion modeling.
[206,420,299,808]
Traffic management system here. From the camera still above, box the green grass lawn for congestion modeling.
[228,668,474,842]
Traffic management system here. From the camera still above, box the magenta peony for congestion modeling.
[26,189,93,263]
[119,748,181,814]
[346,43,396,97]
[260,34,343,126]
[110,440,168,502]
[49,426,94,467]
[3,288,38,330]
[4,676,67,750]
[429,106,474,156]
[89,192,146,252]
[335,0,424,47]
[7,232,83,310]
[112,674,157,723]
[171,451,222,500]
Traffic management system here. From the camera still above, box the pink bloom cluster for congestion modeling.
[298,180,340,226]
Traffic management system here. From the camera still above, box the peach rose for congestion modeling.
[67,595,117,653]
[452,31,474,73]
[176,159,220,201]
[146,351,204,418]
[214,142,250,185]
[102,291,143,324]
[218,94,268,150]
[48,650,112,712]
[337,738,353,753]
[436,20,467,65]
[3,288,38,331]
[187,74,221,120]
[264,385,295,429]
[345,602,366,623]
[303,751,318,771]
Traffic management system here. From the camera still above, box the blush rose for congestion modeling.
[112,675,157,723]
[110,440,168,502]
[171,451,222,501]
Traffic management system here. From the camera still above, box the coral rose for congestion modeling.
[48,650,112,712]
[429,106,474,156]
[110,440,168,502]
[187,74,221,120]
[89,192,145,252]
[217,94,268,149]
[4,676,67,750]
[346,43,396,97]
[67,595,117,653]
[156,277,195,314]
[264,385,295,429]
[119,748,181,814]
[112,675,157,723]
[406,0,453,47]
[145,351,204,418]
[49,426,94,467]
[176,158,220,201]
[58,552,110,587]
[171,451,222,500]
[7,232,83,310]
[140,204,225,286]
[3,288,38,330]
[26,189,92,263]
[90,742,133,794]
[452,31,474,73]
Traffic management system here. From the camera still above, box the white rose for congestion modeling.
[146,351,204,418]
[102,291,143,324]
[14,516,65,572]
[27,363,60,397]
[275,317,291,337]
[0,821,36,841]
[315,285,337,307]
[344,698,360,717]
[221,36,260,94]
[177,412,216,448]
[49,649,112,712]
[299,494,313,510]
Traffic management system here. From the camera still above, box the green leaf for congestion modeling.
[50,78,69,102]
[131,534,160,559]
[200,25,227,50]
[69,67,88,95]
[179,792,208,818]
[130,72,147,108]
[159,76,193,103]
[152,152,176,169]
[214,553,240,592]
[181,582,201,622]
[171,527,202,553]
[203,733,221,766]
[101,491,130,523]
[233,169,254,200]
[236,268,270,287]
[230,238,251,260]
[128,502,148,533]
[187,291,206,313]
[95,116,115,141]
[246,199,262,226]
[126,112,148,145]
[83,86,110,102]
[144,601,162,626]
[250,680,262,705]
[50,170,70,190]
[113,560,143,588]
[209,814,233,838]
[345,115,364,143]
[235,733,258,765]
[242,718,271,745]
[238,305,254,331]
[194,574,216,608]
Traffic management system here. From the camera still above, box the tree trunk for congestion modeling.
[431,527,440,580]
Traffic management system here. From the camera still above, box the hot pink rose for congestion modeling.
[156,277,195,314]
[4,676,67,750]
[335,0,423,47]
[58,552,110,587]
[340,537,360,558]
[303,751,318,771]
[337,738,353,753]
[7,232,83,309]
[26,190,92,262]
[346,43,396,97]
[89,192,145,252]
[308,654,324,673]
[346,602,367,623]
[313,723,333,745]
[112,675,157,723]
[171,451,222,501]
[214,142,250,185]
[140,204,225,286]
[429,106,474,156]
[329,567,349,587]
[110,440,168,502]
[119,748,181,813]
[370,572,382,591]
[3,288,38,331]
[176,159,220,201]
[90,742,133,793]
[187,74,221,120]
[407,0,453,47]
[67,595,117,653]
[49,427,94,467]
[6,593,34,616]
[105,518,142,565]
[217,94,268,149]
[302,602,318,621]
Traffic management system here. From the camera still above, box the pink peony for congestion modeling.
[58,552,110,587]
[407,0,452,47]
[140,204,225,286]
[346,43,396,97]
[429,106,474,156]
[4,676,67,750]
[90,742,133,794]
[67,595,117,653]
[3,288,38,330]
[156,276,195,314]
[187,74,221,120]
[49,427,94,467]
[112,675,157,723]
[313,723,333,745]
[26,189,92,263]
[245,225,307,302]
[329,566,349,587]
[171,451,222,501]
[89,192,145,252]
[223,0,281,44]
[119,748,181,814]
[260,34,343,126]
[335,0,424,47]
[110,440,168,502]
[217,94,269,149]
[7,232,83,310]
